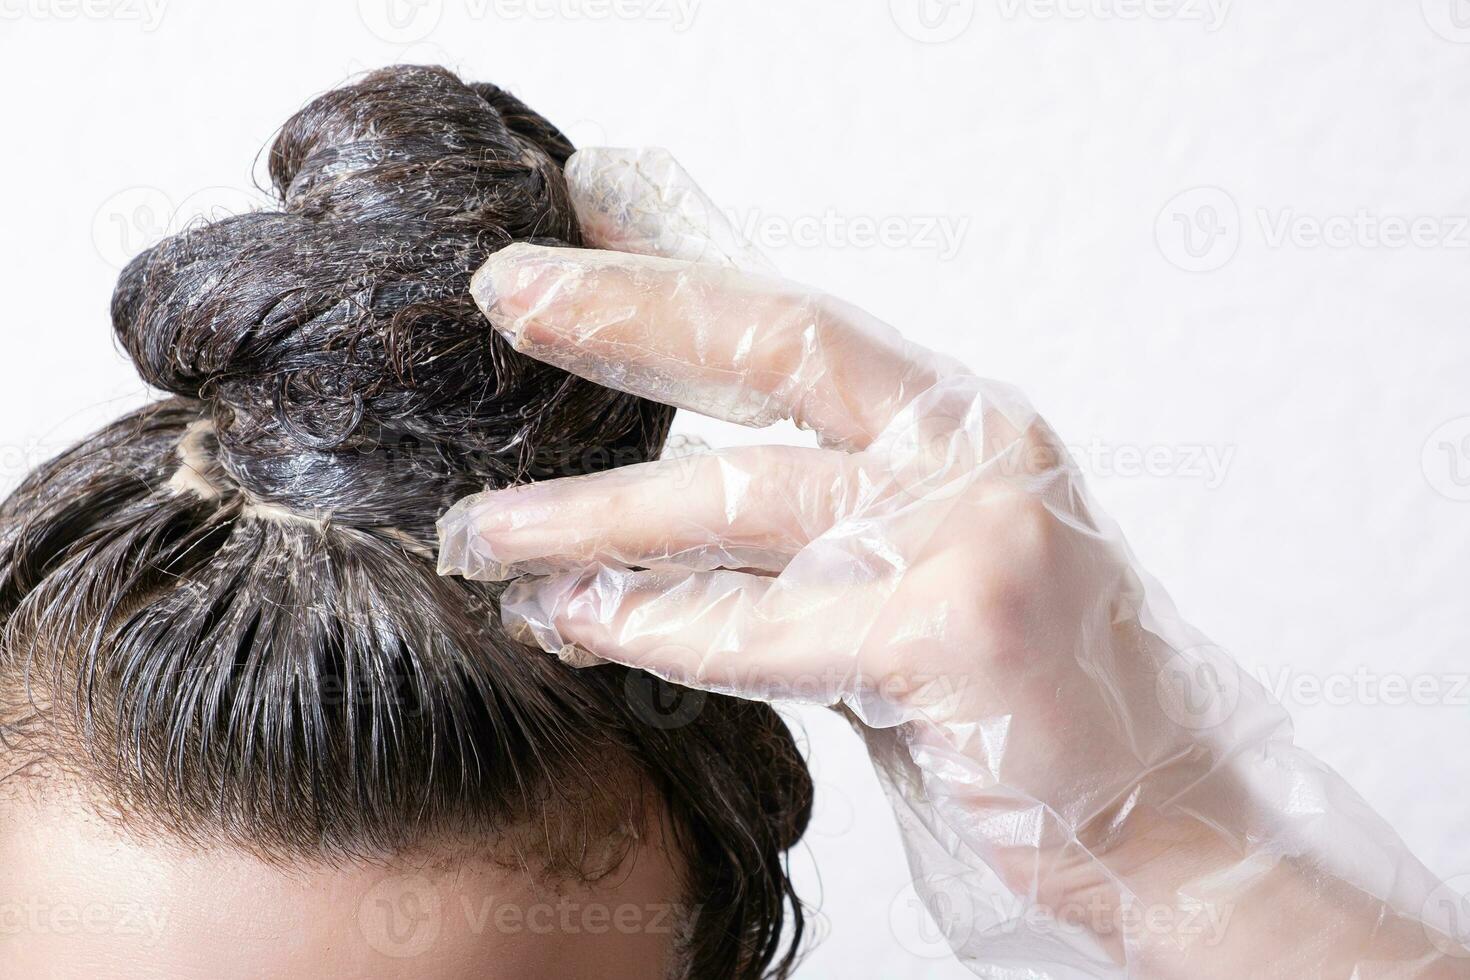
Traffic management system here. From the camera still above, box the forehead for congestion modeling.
[0,784,689,980]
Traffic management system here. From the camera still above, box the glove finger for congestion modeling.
[473,244,967,450]
[437,445,864,581]
[565,146,775,273]
[501,565,861,704]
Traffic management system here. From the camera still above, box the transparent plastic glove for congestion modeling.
[438,148,1470,977]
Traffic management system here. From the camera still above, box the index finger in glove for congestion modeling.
[473,244,966,451]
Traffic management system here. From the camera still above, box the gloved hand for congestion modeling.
[438,148,1469,977]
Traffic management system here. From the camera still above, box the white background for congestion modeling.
[2,1,1468,976]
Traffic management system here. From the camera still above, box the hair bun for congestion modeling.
[109,66,670,538]
[268,69,575,224]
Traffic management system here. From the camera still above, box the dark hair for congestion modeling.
[0,65,810,979]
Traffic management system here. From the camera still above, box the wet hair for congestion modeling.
[0,65,810,979]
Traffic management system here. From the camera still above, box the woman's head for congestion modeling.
[0,65,810,979]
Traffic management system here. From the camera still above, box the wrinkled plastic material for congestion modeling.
[439,148,1468,976]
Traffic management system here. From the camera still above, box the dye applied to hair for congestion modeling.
[0,65,811,980]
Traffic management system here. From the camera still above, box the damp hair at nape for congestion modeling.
[0,65,811,980]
